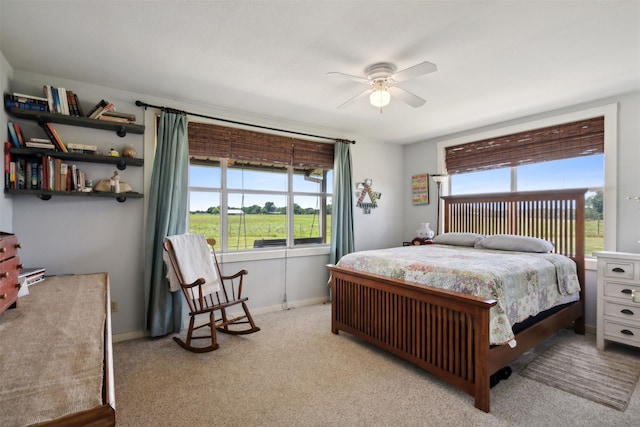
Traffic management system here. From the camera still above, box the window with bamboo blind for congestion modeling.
[446,116,605,255]
[187,121,334,252]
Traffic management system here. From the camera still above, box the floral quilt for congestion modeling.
[336,244,581,346]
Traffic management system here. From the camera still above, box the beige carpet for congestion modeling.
[520,339,640,411]
[114,304,640,426]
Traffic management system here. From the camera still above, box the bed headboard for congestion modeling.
[441,188,587,268]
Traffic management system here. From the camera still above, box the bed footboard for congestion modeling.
[328,265,497,412]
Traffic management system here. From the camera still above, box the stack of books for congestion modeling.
[42,85,83,116]
[17,267,46,297]
[4,93,48,112]
[87,99,136,122]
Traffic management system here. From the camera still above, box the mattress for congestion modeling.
[336,244,581,346]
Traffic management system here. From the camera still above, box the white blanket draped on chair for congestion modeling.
[164,234,221,296]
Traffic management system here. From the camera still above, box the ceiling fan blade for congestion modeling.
[388,86,426,108]
[326,71,370,84]
[391,61,437,82]
[337,88,373,109]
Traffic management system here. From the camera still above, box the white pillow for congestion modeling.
[474,234,554,253]
[432,232,485,247]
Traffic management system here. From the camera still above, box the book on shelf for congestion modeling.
[66,142,97,153]
[98,115,130,123]
[12,122,25,147]
[30,160,38,189]
[43,85,54,112]
[42,85,74,114]
[7,122,21,148]
[25,140,56,149]
[4,142,10,189]
[59,162,68,191]
[100,111,136,123]
[87,99,108,119]
[73,93,84,117]
[4,93,48,112]
[66,90,82,117]
[93,103,116,119]
[13,93,48,103]
[41,122,68,152]
[16,158,25,189]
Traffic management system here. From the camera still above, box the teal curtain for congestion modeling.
[144,111,189,337]
[329,142,355,265]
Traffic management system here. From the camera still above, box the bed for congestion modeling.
[326,188,586,412]
[0,273,115,426]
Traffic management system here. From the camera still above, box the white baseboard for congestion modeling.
[112,296,330,343]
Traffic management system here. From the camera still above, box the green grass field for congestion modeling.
[190,213,604,255]
[189,213,331,250]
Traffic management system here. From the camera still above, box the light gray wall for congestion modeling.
[1,61,404,339]
[402,91,640,329]
[5,46,635,337]
[1,51,13,232]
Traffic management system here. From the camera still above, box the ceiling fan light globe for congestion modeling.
[370,90,391,108]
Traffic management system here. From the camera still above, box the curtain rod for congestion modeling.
[135,100,355,144]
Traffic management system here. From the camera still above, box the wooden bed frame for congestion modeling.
[327,188,586,413]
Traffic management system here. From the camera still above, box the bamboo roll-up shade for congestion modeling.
[188,121,334,169]
[445,116,604,175]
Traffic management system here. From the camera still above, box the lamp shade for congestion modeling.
[370,89,391,108]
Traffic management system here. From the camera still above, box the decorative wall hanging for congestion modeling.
[356,179,381,214]
[411,173,429,205]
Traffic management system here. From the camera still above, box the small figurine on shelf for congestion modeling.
[122,144,136,158]
[110,171,120,193]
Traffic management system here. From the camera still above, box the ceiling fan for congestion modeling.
[327,61,437,110]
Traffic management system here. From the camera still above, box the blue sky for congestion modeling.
[188,154,603,212]
[189,165,332,211]
[451,155,603,195]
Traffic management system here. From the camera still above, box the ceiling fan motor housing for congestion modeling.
[365,62,396,81]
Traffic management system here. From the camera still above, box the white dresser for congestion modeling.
[595,251,640,350]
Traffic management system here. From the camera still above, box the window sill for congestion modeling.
[217,245,330,264]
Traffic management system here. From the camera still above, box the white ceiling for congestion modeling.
[1,1,639,145]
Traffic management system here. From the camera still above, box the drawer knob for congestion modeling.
[621,289,633,295]
[612,267,626,273]
[0,293,6,300]
[621,309,635,315]
[0,247,6,253]
[0,272,8,279]
[14,243,22,249]
[620,329,635,336]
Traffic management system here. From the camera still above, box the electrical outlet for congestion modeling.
[111,300,118,313]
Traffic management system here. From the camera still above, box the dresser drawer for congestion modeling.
[602,260,635,280]
[0,256,21,313]
[0,233,19,263]
[603,281,640,301]
[603,319,640,346]
[604,300,640,322]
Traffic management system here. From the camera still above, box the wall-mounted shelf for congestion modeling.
[7,107,145,137]
[4,188,143,203]
[8,147,143,170]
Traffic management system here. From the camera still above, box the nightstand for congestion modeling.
[595,251,640,350]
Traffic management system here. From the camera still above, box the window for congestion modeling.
[187,122,333,252]
[445,116,605,256]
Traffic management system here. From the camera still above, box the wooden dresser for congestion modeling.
[0,232,22,314]
[595,251,640,350]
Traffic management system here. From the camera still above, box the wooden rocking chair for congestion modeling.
[163,234,260,353]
